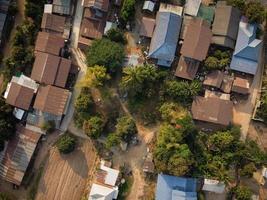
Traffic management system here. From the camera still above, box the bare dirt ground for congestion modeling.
[248,121,267,149]
[35,139,97,200]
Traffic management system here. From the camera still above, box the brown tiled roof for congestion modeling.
[203,70,224,88]
[0,125,41,185]
[55,58,71,87]
[31,52,60,85]
[41,13,66,33]
[80,18,105,39]
[181,18,212,61]
[31,52,71,88]
[78,36,93,50]
[175,56,200,80]
[232,77,250,94]
[191,96,233,126]
[83,0,109,12]
[6,82,34,110]
[35,32,65,56]
[140,17,155,38]
[34,85,69,116]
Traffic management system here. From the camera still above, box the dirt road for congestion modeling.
[35,139,97,200]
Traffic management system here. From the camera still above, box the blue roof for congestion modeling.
[230,18,262,75]
[155,174,197,200]
[148,11,182,67]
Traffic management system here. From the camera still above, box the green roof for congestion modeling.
[197,4,215,25]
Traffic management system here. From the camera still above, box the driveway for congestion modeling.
[233,50,264,140]
[60,48,87,136]
[70,0,83,48]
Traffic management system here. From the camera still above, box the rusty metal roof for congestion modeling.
[0,125,41,185]
[34,85,69,116]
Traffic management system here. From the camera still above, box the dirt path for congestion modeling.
[36,139,97,200]
[2,0,25,58]
[110,91,157,200]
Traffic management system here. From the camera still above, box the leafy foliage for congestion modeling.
[159,102,188,124]
[80,65,110,88]
[105,116,137,148]
[204,50,231,71]
[83,116,104,139]
[41,120,56,133]
[232,186,252,200]
[154,123,194,176]
[74,88,94,128]
[0,98,16,142]
[121,64,166,98]
[56,134,76,154]
[120,0,135,24]
[163,80,202,105]
[86,39,125,72]
[106,28,126,44]
[245,1,265,24]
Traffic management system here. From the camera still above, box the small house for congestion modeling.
[155,174,198,200]
[230,17,262,75]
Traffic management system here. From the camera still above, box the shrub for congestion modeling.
[56,134,76,154]
[233,186,252,200]
[106,28,126,44]
[120,0,135,24]
[41,120,56,133]
[83,116,104,139]
[86,39,125,72]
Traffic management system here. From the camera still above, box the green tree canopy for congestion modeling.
[106,28,126,44]
[121,64,165,98]
[115,116,137,142]
[86,39,125,72]
[56,134,76,154]
[83,116,104,139]
[154,123,194,176]
[245,1,266,24]
[79,65,110,88]
[163,80,202,105]
[120,0,135,24]
[233,186,252,200]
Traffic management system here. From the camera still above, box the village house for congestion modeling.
[184,0,201,17]
[88,160,120,200]
[155,174,198,200]
[0,125,41,186]
[212,1,241,49]
[41,13,66,35]
[191,95,233,130]
[4,75,39,119]
[27,85,71,129]
[176,18,212,80]
[31,52,71,88]
[52,0,72,15]
[230,17,263,75]
[139,17,155,38]
[148,3,183,67]
[78,0,109,50]
[35,32,66,56]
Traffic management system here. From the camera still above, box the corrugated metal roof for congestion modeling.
[52,0,71,15]
[184,0,201,16]
[230,17,262,75]
[148,10,182,67]
[0,125,41,185]
[155,174,197,200]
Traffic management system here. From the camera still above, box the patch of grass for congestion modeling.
[117,177,133,200]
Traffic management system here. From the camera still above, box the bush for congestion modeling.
[116,116,137,142]
[83,116,104,139]
[120,0,135,24]
[86,39,125,72]
[41,120,55,133]
[245,1,265,24]
[233,186,252,200]
[75,88,93,112]
[56,134,76,154]
[106,28,126,44]
[240,163,257,177]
